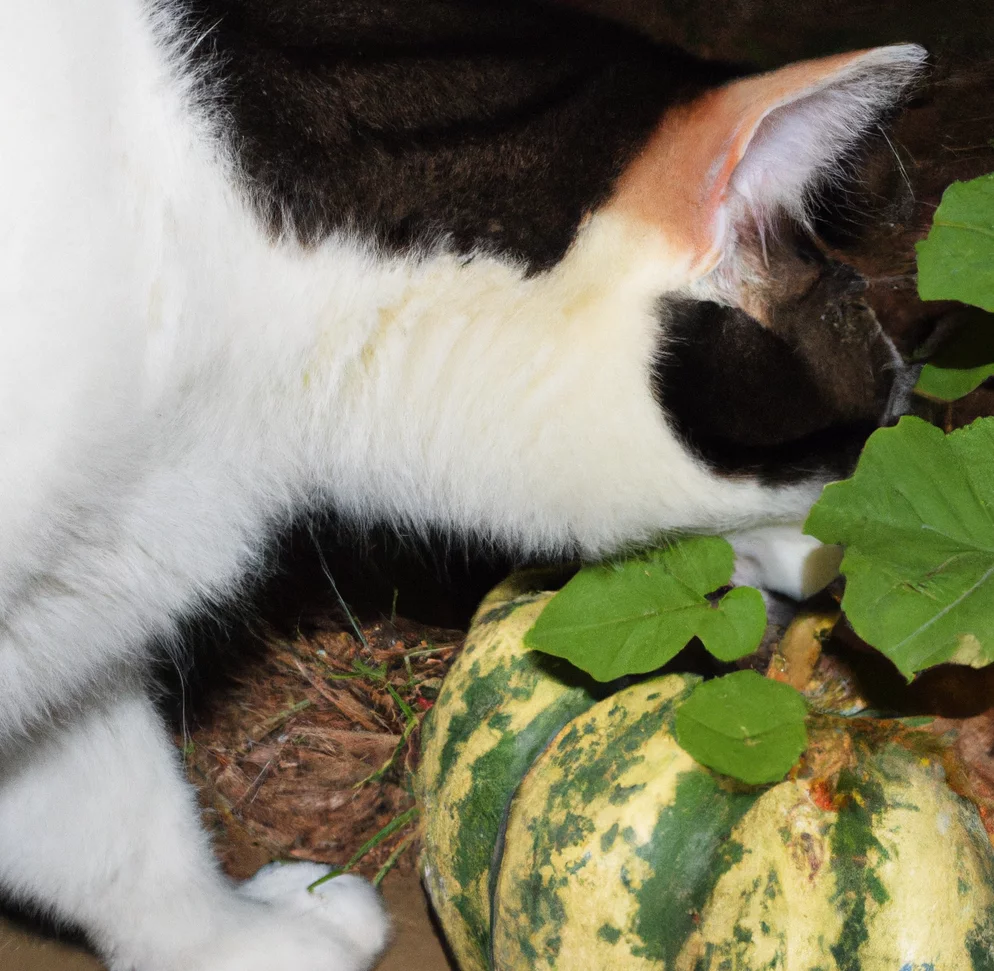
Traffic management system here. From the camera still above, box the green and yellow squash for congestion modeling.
[416,576,994,971]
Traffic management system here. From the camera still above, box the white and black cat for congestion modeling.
[0,1,923,968]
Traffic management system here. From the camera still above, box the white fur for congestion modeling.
[729,525,844,601]
[0,693,389,971]
[0,3,921,967]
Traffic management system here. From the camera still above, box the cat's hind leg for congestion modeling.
[0,690,389,971]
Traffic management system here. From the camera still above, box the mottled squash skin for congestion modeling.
[416,576,604,971]
[417,579,994,971]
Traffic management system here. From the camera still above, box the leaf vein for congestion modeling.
[934,218,994,241]
[888,561,994,659]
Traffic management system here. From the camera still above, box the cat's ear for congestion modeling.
[609,44,926,274]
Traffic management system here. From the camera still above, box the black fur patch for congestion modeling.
[654,256,902,483]
[176,0,737,269]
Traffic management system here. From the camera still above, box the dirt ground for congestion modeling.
[4,0,994,968]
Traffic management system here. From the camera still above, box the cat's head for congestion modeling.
[602,44,926,485]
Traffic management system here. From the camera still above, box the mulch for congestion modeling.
[180,606,463,882]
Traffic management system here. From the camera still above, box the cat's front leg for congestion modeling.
[0,691,389,971]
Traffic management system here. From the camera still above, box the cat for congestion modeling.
[0,1,924,968]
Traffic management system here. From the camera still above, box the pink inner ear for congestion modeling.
[605,50,877,274]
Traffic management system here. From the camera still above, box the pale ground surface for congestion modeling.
[0,870,453,971]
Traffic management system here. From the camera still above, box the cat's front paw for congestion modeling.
[241,861,390,963]
[187,863,390,971]
[729,524,842,601]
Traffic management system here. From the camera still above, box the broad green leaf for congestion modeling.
[524,537,766,683]
[805,415,994,677]
[674,671,808,785]
[915,308,994,401]
[916,173,994,312]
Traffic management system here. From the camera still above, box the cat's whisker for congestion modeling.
[878,123,916,201]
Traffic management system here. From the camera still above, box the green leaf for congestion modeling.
[916,173,994,312]
[524,537,766,683]
[915,308,994,401]
[674,671,808,785]
[805,415,994,677]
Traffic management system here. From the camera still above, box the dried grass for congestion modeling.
[180,610,462,881]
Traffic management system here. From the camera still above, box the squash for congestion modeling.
[416,576,994,970]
